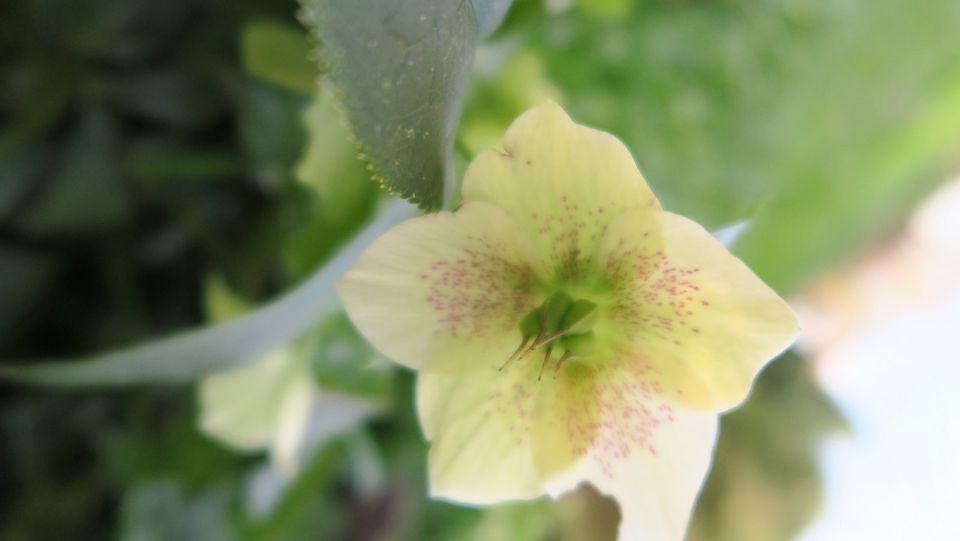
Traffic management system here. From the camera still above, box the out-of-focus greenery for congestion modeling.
[1,0,958,539]
[689,353,847,541]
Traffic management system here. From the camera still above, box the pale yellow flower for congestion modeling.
[339,102,798,540]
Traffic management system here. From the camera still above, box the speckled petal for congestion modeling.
[420,329,622,506]
[543,397,717,541]
[462,101,659,281]
[419,331,717,539]
[600,210,799,411]
[338,202,543,369]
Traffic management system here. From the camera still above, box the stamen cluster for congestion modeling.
[500,290,597,380]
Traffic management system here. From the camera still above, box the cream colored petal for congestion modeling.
[201,349,377,478]
[418,325,610,505]
[418,305,719,538]
[418,332,545,504]
[600,210,799,411]
[198,349,303,451]
[535,347,718,541]
[544,404,718,541]
[269,368,316,476]
[462,101,659,280]
[272,392,378,478]
[338,202,543,369]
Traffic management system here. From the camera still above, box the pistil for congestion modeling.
[501,291,598,379]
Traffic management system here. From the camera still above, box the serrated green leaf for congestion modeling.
[0,201,415,386]
[298,0,480,210]
[242,20,319,95]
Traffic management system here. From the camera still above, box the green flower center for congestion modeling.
[500,290,598,379]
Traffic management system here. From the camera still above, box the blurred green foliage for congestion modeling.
[2,0,959,539]
[689,354,847,541]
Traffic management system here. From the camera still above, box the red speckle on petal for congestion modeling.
[424,235,535,339]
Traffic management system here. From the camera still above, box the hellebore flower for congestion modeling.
[338,102,798,540]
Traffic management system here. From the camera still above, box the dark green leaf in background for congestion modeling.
[17,110,128,236]
[242,20,320,96]
[0,247,56,341]
[108,69,223,131]
[0,145,39,223]
[122,139,245,184]
[239,81,309,191]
